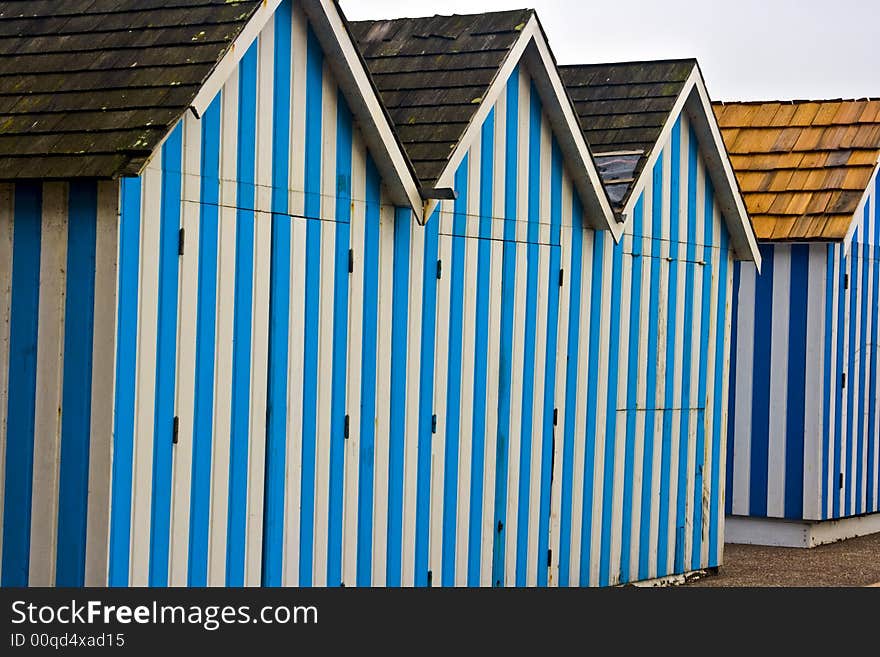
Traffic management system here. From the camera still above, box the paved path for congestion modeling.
[686,531,880,587]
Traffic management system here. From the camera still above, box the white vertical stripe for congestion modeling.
[839,246,852,516]
[826,246,840,519]
[610,234,631,585]
[455,138,480,586]
[569,227,593,585]
[803,245,826,520]
[283,3,308,586]
[767,248,789,518]
[401,216,424,587]
[850,239,864,514]
[717,249,735,560]
[246,26,274,587]
[209,67,239,586]
[702,192,720,567]
[591,234,613,586]
[29,182,68,586]
[84,181,118,586]
[549,171,573,586]
[373,199,394,585]
[131,164,162,587]
[732,266,755,516]
[343,132,365,586]
[312,61,338,586]
[0,184,11,583]
[430,202,452,581]
[169,113,201,586]
[479,92,505,586]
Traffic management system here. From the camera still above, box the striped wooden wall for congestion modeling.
[0,180,118,587]
[552,110,735,586]
[728,169,880,522]
[1,0,742,588]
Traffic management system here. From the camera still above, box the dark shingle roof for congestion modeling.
[349,9,533,189]
[0,0,261,180]
[560,59,696,208]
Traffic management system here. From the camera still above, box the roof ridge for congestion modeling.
[560,57,698,68]
[714,98,880,105]
[349,8,534,27]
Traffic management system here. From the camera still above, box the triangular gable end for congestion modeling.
[413,12,618,237]
[186,0,423,217]
[622,65,762,267]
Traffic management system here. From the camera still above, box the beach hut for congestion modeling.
[716,99,880,546]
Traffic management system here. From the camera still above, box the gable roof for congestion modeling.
[0,0,262,179]
[348,9,532,190]
[349,9,617,235]
[713,99,880,241]
[0,0,424,214]
[559,59,695,209]
[561,59,760,265]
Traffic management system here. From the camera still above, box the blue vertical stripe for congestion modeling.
[869,194,880,513]
[299,25,323,586]
[327,93,352,587]
[844,234,858,516]
[149,124,183,587]
[415,207,440,587]
[109,177,141,587]
[536,139,562,587]
[263,0,292,587]
[674,129,698,574]
[579,230,605,586]
[619,195,644,582]
[658,117,681,575]
[726,261,740,518]
[492,67,519,587]
[189,94,222,586]
[749,244,774,517]
[467,110,494,586]
[693,174,714,570]
[227,42,258,586]
[56,181,98,586]
[855,209,870,515]
[442,157,469,586]
[832,244,846,518]
[639,157,663,580]
[515,83,541,587]
[558,194,583,587]
[357,158,381,586]
[785,245,809,519]
[2,182,41,586]
[385,201,410,587]
[710,230,729,566]
[599,239,622,586]
[822,244,835,518]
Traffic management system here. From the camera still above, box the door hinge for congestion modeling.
[558,268,564,287]
[844,273,849,290]
[178,228,185,256]
[431,414,437,434]
[344,414,350,439]
[427,570,433,587]
[497,520,504,533]
[839,473,844,490]
[842,372,847,389]
[553,408,558,426]
[436,259,443,280]
[348,249,354,274]
[172,416,179,445]
[547,549,552,567]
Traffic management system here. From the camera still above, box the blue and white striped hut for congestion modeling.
[717,99,880,547]
[0,1,760,588]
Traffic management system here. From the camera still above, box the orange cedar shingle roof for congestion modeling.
[713,99,880,241]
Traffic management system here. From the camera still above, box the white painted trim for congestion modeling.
[190,0,284,119]
[726,513,880,548]
[302,0,423,217]
[842,156,880,256]
[621,67,762,269]
[425,15,617,237]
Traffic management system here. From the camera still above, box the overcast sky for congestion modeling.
[340,0,879,102]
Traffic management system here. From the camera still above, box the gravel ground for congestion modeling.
[686,532,880,587]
